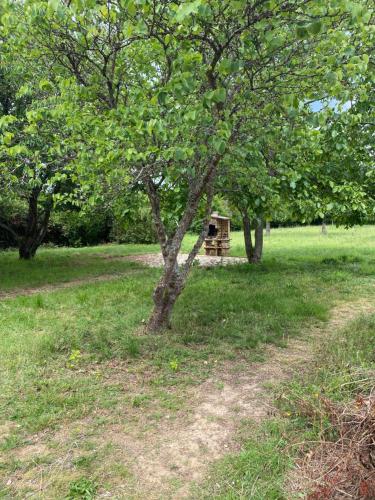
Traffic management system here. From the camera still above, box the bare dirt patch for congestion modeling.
[122,252,247,268]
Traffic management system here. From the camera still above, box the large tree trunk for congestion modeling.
[19,189,52,260]
[145,161,217,332]
[19,239,39,260]
[242,212,253,263]
[251,217,263,263]
[148,265,184,331]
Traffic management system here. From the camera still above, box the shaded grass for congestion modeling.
[0,248,372,437]
[0,250,145,293]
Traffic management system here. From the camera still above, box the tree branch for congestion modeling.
[0,221,19,242]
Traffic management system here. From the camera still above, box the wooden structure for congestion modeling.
[204,212,230,256]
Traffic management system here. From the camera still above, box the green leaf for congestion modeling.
[325,71,337,85]
[212,88,226,103]
[136,20,148,34]
[2,132,14,145]
[296,26,308,39]
[39,79,54,92]
[175,0,202,22]
[219,59,240,75]
[174,148,186,160]
[157,91,167,105]
[308,21,322,35]
[0,115,17,129]
[213,138,226,154]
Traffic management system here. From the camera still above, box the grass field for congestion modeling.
[0,225,374,498]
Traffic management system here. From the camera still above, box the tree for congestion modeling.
[0,71,75,258]
[221,105,315,264]
[6,0,372,327]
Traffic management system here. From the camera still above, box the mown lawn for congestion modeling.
[2,224,374,293]
[0,225,374,498]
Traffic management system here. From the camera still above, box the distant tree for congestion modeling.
[0,71,75,258]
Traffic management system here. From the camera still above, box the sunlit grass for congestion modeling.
[1,225,374,292]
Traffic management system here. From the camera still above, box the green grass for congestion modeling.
[0,225,374,498]
[199,312,375,499]
[196,419,295,499]
[2,224,374,293]
[0,244,151,292]
[230,224,375,265]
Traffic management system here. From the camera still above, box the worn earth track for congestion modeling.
[122,253,247,268]
[110,300,373,499]
[0,253,246,300]
[0,270,142,300]
[3,299,373,499]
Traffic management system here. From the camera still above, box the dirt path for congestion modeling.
[3,300,373,499]
[110,300,373,499]
[0,254,246,300]
[0,270,141,300]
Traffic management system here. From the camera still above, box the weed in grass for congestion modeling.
[67,349,83,369]
[73,454,98,469]
[132,394,150,408]
[34,294,44,308]
[169,358,180,371]
[67,477,98,499]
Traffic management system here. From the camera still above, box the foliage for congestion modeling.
[51,207,112,247]
[110,193,157,244]
[0,56,77,257]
